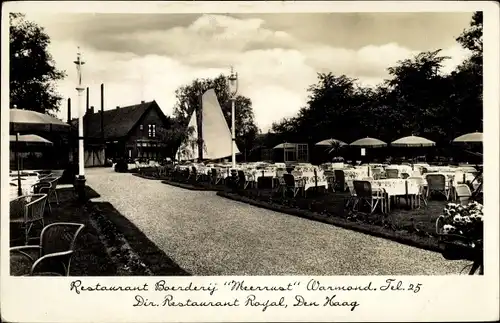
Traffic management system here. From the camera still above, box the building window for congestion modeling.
[140,124,143,130]
[148,124,156,138]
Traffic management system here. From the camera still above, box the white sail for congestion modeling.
[177,89,240,161]
[177,111,198,161]
[202,89,240,160]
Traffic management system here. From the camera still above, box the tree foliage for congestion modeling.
[9,13,66,115]
[172,74,259,159]
[270,12,483,155]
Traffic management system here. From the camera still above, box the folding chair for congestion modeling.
[345,182,359,211]
[282,174,301,198]
[408,176,428,207]
[353,180,386,214]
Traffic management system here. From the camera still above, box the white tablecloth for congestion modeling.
[295,170,329,190]
[347,178,424,197]
[9,176,39,201]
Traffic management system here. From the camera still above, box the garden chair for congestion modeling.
[385,168,399,179]
[426,174,451,200]
[10,194,47,245]
[371,168,384,180]
[334,170,346,191]
[237,170,251,189]
[455,184,472,205]
[211,168,222,185]
[32,176,60,215]
[282,174,302,198]
[353,180,386,214]
[345,182,359,211]
[10,222,85,276]
[408,176,428,207]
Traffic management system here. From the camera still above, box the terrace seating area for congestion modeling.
[163,161,482,215]
[9,170,86,276]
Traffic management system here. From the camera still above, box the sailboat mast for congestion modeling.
[197,90,203,162]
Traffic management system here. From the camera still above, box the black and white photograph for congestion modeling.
[1,1,499,322]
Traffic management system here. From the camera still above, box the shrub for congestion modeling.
[60,163,78,184]
[114,159,128,173]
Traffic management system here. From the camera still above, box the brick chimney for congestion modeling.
[101,83,104,143]
[67,98,71,123]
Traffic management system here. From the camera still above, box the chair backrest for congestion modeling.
[421,167,428,174]
[40,222,85,256]
[353,180,373,198]
[283,174,295,187]
[385,169,399,179]
[25,194,47,223]
[238,170,246,182]
[334,170,344,183]
[455,184,472,198]
[191,166,197,174]
[426,174,446,189]
[211,168,217,178]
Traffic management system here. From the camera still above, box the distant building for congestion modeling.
[70,100,173,166]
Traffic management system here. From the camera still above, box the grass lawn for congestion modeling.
[234,186,447,237]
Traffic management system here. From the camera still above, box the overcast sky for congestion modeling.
[24,12,473,131]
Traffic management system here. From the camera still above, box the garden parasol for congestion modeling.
[453,132,483,199]
[350,137,387,148]
[391,135,436,166]
[315,138,347,147]
[391,135,436,147]
[350,137,387,169]
[9,134,54,146]
[10,109,69,196]
[453,132,483,143]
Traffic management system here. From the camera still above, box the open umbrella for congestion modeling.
[350,137,387,148]
[9,134,54,146]
[10,109,69,196]
[315,138,347,146]
[453,132,483,143]
[391,135,436,147]
[273,142,296,149]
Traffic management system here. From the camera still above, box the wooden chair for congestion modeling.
[385,168,399,179]
[10,194,48,245]
[282,174,301,198]
[455,184,472,205]
[353,180,386,214]
[10,222,85,276]
[426,174,451,200]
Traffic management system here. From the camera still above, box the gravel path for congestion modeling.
[86,168,469,275]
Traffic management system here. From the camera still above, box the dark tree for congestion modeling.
[9,13,66,115]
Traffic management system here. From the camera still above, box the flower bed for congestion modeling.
[436,202,483,265]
